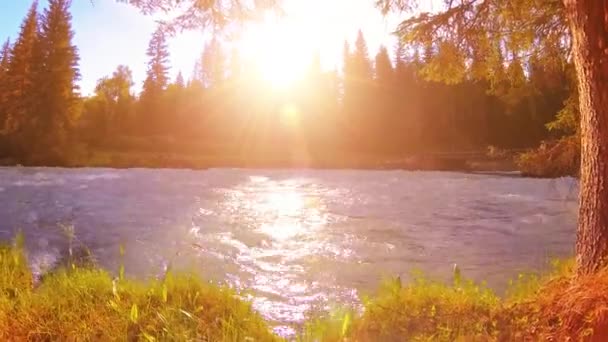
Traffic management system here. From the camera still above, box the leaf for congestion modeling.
[119,264,125,281]
[180,309,194,320]
[161,283,168,303]
[142,332,156,342]
[341,312,352,337]
[130,303,139,323]
[112,278,119,298]
[108,300,119,312]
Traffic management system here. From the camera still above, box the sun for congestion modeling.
[237,12,314,88]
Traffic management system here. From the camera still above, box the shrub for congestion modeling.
[517,135,579,177]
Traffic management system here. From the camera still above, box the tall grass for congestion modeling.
[0,236,278,341]
[0,235,606,341]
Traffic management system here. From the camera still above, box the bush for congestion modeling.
[517,135,580,177]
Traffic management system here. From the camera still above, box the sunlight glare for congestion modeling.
[279,104,301,128]
[237,11,314,88]
[265,191,304,216]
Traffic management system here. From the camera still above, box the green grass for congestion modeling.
[0,236,278,341]
[1,235,606,341]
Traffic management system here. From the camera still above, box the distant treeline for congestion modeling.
[0,0,573,168]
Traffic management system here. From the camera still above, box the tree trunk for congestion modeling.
[564,0,608,275]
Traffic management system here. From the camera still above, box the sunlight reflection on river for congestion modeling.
[219,177,342,335]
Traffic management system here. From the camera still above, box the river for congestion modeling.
[0,167,578,335]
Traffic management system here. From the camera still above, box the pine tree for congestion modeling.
[373,45,395,153]
[0,39,11,131]
[352,30,372,81]
[175,71,185,88]
[140,26,170,134]
[341,40,353,108]
[36,0,80,155]
[142,27,170,96]
[4,1,39,136]
[0,39,10,75]
[201,37,225,88]
[349,30,374,151]
[374,45,393,86]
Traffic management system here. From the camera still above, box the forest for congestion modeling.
[0,0,576,174]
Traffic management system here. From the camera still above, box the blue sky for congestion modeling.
[0,1,410,95]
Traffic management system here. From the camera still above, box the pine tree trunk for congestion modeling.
[564,0,608,275]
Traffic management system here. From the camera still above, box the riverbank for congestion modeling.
[1,238,605,341]
[1,148,519,173]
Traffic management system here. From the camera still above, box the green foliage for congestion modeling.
[36,0,81,148]
[0,0,79,163]
[118,0,278,31]
[82,65,135,142]
[420,41,466,85]
[0,243,278,341]
[517,135,580,177]
[143,27,170,95]
[547,91,579,135]
[140,26,171,136]
[375,0,578,173]
[4,1,40,137]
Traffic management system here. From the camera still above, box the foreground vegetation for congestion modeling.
[0,236,606,341]
[0,237,278,341]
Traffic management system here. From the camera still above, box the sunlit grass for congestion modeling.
[298,260,608,342]
[0,235,278,341]
[0,234,605,341]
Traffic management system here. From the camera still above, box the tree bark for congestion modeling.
[564,0,608,275]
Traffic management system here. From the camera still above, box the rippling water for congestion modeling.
[0,167,578,335]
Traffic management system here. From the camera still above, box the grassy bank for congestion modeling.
[1,237,606,341]
[0,237,278,341]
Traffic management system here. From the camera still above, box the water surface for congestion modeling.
[0,167,578,335]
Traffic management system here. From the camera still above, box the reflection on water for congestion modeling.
[221,179,337,335]
[0,168,578,336]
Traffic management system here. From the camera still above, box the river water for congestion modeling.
[0,167,578,335]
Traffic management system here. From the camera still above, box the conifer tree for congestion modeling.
[4,1,39,136]
[175,71,185,88]
[0,39,11,131]
[140,26,170,134]
[350,30,374,150]
[201,37,225,88]
[0,39,10,78]
[374,45,393,86]
[37,0,80,154]
[341,40,353,109]
[142,27,170,96]
[352,30,372,81]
